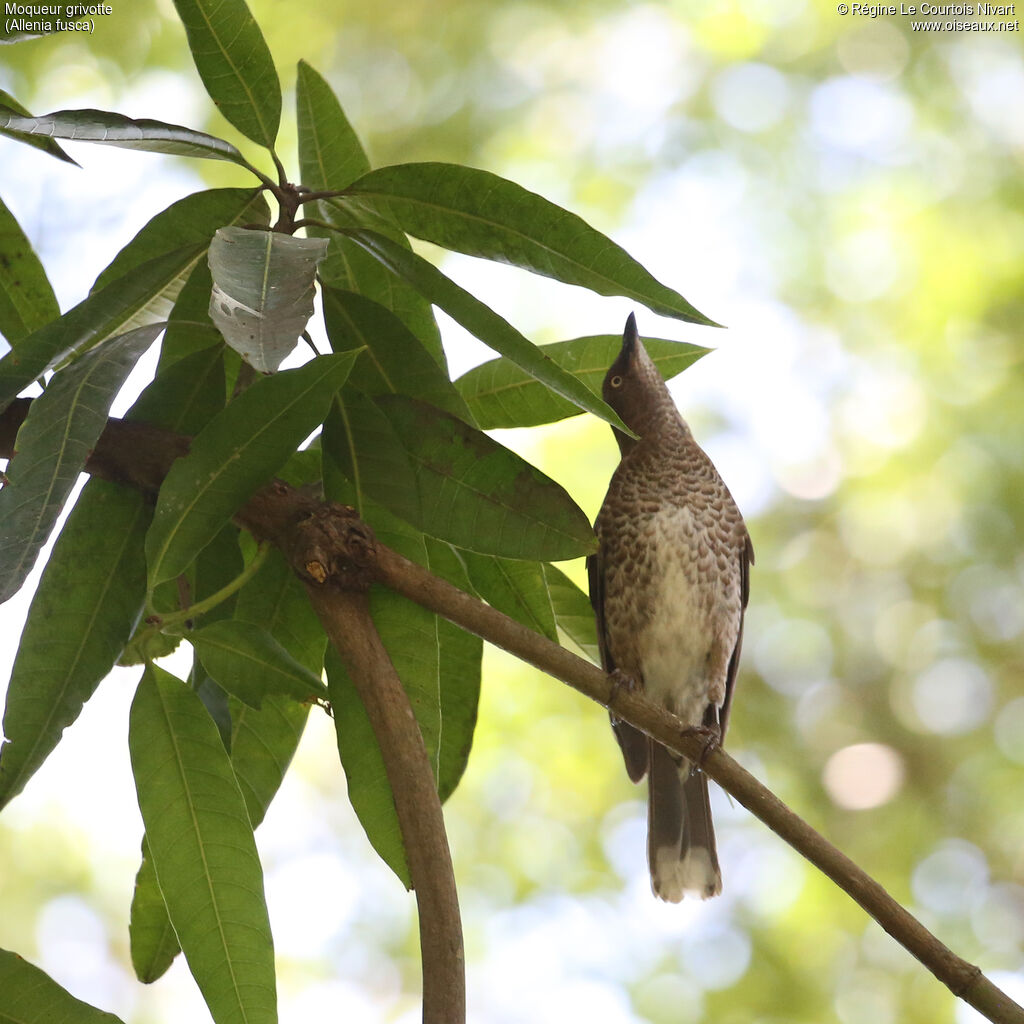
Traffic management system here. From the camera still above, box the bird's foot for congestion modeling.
[680,724,722,770]
[608,668,640,706]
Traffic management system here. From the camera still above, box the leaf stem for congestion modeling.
[149,542,270,634]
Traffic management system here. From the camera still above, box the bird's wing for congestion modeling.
[586,551,612,672]
[719,532,755,741]
[589,549,649,782]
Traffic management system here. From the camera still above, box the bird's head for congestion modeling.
[603,314,684,453]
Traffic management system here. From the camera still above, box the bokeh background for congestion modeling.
[1,1,1023,1022]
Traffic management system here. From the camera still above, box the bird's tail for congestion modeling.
[647,742,722,901]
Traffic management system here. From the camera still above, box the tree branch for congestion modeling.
[288,508,464,1024]
[2,398,1021,1024]
[373,549,1023,1023]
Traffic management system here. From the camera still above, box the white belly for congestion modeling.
[636,508,721,729]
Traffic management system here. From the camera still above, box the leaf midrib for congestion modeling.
[347,178,691,312]
[152,677,250,1020]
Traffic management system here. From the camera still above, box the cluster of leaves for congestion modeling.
[0,0,711,1020]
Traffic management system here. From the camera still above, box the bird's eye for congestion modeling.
[610,375,623,388]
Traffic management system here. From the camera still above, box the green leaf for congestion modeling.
[130,547,320,985]
[145,351,359,588]
[317,234,445,365]
[296,60,370,191]
[208,227,328,372]
[129,343,227,436]
[0,323,162,604]
[129,840,181,984]
[184,527,247,749]
[319,473,480,884]
[341,227,629,431]
[457,333,709,429]
[0,338,228,810]
[0,196,60,345]
[192,620,328,708]
[0,948,125,1022]
[422,537,481,801]
[322,286,471,420]
[461,552,558,641]
[324,645,410,888]
[93,188,269,294]
[129,665,276,1024]
[0,105,258,170]
[0,245,203,410]
[171,0,282,150]
[230,547,322,825]
[0,91,78,164]
[159,262,229,372]
[543,563,601,663]
[291,76,444,364]
[327,391,595,560]
[342,162,718,325]
[0,481,149,810]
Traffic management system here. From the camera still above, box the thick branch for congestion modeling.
[298,545,464,1024]
[3,399,1021,1024]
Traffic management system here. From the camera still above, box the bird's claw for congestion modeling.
[680,724,722,770]
[608,668,639,705]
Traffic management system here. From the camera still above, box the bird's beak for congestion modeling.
[622,312,640,363]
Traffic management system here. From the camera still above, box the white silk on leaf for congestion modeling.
[208,226,328,373]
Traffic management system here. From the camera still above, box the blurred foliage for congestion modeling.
[1,0,1023,1022]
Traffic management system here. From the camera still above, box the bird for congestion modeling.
[588,313,753,901]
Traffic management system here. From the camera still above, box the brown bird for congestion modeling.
[588,314,753,901]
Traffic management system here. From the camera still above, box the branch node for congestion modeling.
[950,962,985,999]
[290,503,377,590]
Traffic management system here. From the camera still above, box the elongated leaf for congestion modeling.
[93,188,269,294]
[0,341,227,810]
[320,469,481,883]
[461,551,558,641]
[0,196,60,345]
[291,73,443,363]
[457,333,708,429]
[0,245,202,410]
[322,286,470,420]
[230,547,322,825]
[172,0,282,149]
[130,343,227,435]
[145,351,358,588]
[0,323,162,604]
[328,391,595,560]
[342,162,718,325]
[0,105,257,169]
[187,528,246,750]
[193,620,327,708]
[318,234,445,364]
[342,227,629,431]
[0,948,124,1023]
[423,537,481,800]
[0,91,77,164]
[131,546,319,985]
[296,60,369,191]
[0,481,149,809]
[208,227,328,372]
[324,645,410,888]
[543,563,601,663]
[160,261,226,370]
[129,840,181,985]
[129,665,276,1024]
